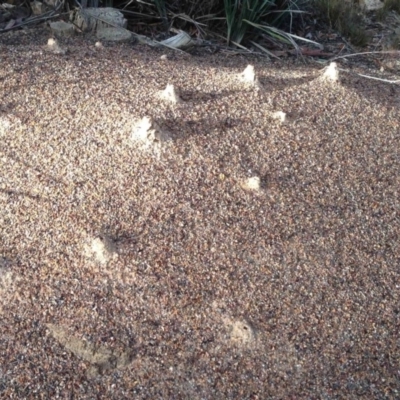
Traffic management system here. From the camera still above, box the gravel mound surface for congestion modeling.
[1,28,400,398]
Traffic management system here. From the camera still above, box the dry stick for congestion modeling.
[330,50,400,61]
[338,68,400,84]
[0,0,65,32]
[329,50,400,85]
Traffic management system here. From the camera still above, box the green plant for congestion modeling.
[77,0,100,7]
[377,0,400,21]
[220,0,319,54]
[383,0,400,13]
[153,0,168,29]
[114,0,318,53]
[223,0,276,44]
[312,0,368,46]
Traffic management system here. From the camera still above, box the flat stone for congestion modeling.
[72,7,127,33]
[31,1,47,15]
[96,27,133,42]
[49,21,75,38]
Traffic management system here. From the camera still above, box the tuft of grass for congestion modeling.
[76,0,100,7]
[221,0,319,53]
[153,0,169,30]
[223,0,277,45]
[377,0,400,21]
[312,0,369,47]
[383,0,400,13]
[75,0,317,53]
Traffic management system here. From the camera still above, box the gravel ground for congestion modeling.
[1,27,400,399]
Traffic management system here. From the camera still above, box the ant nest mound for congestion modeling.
[241,176,261,191]
[238,65,263,90]
[45,38,67,55]
[158,84,182,104]
[130,116,171,150]
[84,235,118,266]
[222,316,257,348]
[321,62,340,83]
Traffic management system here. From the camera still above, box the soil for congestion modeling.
[0,16,399,400]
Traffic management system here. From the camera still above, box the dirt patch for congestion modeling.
[47,324,134,377]
[0,24,399,399]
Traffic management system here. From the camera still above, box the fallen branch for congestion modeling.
[331,50,400,61]
[338,68,400,84]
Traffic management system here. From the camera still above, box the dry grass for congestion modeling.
[0,26,400,398]
[381,0,400,14]
[376,0,400,29]
[312,0,369,46]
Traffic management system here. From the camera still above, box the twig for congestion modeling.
[338,68,400,84]
[330,50,400,61]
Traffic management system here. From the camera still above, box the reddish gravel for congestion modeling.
[0,26,399,399]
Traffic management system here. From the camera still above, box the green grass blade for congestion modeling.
[153,0,168,30]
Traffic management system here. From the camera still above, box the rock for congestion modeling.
[31,1,47,15]
[358,0,384,11]
[71,7,127,33]
[159,31,195,50]
[49,21,75,38]
[96,27,132,42]
[44,0,58,7]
